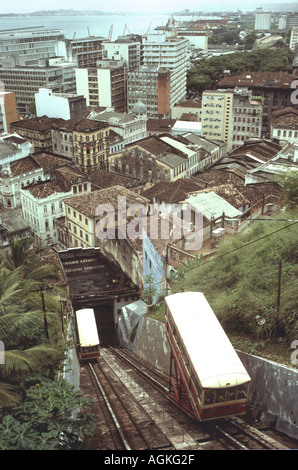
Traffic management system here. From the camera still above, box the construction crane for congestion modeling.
[123,23,131,35]
[108,25,113,42]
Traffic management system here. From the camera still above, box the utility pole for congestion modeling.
[276,259,282,335]
[40,286,49,340]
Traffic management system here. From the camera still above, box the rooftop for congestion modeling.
[11,116,64,132]
[218,72,296,89]
[142,178,205,204]
[52,118,108,132]
[186,191,243,220]
[63,186,150,218]
[32,152,71,172]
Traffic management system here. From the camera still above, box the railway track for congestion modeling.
[86,356,174,450]
[82,347,294,451]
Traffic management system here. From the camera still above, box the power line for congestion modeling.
[179,220,298,274]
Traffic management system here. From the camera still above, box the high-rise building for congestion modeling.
[290,27,298,51]
[201,88,263,152]
[254,8,272,31]
[0,62,77,115]
[141,31,188,109]
[76,59,127,113]
[102,36,141,71]
[0,28,65,67]
[64,36,106,68]
[128,65,171,118]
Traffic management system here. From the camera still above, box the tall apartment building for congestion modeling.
[127,65,171,118]
[0,62,77,115]
[102,37,141,71]
[201,90,234,152]
[286,14,298,30]
[0,28,65,67]
[142,31,188,109]
[218,72,296,134]
[201,88,262,152]
[64,36,105,68]
[254,8,272,31]
[76,59,127,113]
[290,27,298,51]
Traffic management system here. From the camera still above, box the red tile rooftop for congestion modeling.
[218,72,296,89]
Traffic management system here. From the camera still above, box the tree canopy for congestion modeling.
[187,47,294,94]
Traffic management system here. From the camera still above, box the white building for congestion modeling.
[102,37,141,71]
[254,8,272,31]
[290,27,298,51]
[35,88,86,120]
[0,134,36,209]
[76,59,127,113]
[142,31,188,109]
[20,164,91,245]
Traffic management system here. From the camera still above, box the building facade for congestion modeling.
[11,116,64,153]
[35,88,87,120]
[64,36,105,67]
[88,110,147,146]
[76,59,127,113]
[254,8,272,31]
[0,92,18,133]
[218,72,296,134]
[142,31,188,109]
[0,28,65,67]
[20,164,91,245]
[0,63,77,114]
[128,65,171,118]
[102,37,141,71]
[51,119,110,172]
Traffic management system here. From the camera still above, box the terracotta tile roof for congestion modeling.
[52,118,108,132]
[53,165,88,182]
[141,178,205,204]
[8,156,41,177]
[11,116,64,132]
[271,107,298,129]
[174,100,202,108]
[218,72,296,89]
[88,169,138,189]
[32,152,71,172]
[127,137,173,156]
[196,170,245,187]
[63,186,150,218]
[147,119,176,132]
[25,180,69,199]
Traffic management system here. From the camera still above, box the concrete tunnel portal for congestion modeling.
[58,247,140,347]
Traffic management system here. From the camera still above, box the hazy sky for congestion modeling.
[0,0,290,14]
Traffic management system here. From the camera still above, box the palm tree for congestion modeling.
[0,237,59,283]
[0,240,64,408]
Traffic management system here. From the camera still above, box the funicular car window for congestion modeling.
[226,387,237,401]
[215,389,226,403]
[204,390,215,405]
[237,384,248,399]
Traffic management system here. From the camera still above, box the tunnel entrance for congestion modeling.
[94,302,117,347]
[58,247,140,347]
